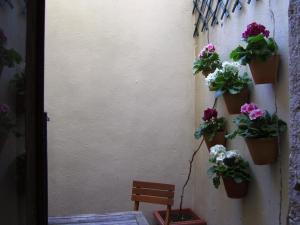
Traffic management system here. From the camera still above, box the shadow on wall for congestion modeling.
[241,136,289,225]
[241,171,268,225]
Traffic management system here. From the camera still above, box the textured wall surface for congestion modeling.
[193,1,290,225]
[45,0,194,222]
[288,0,300,224]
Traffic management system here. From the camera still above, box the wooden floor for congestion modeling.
[48,211,149,225]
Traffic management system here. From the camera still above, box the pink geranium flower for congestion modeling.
[198,49,206,58]
[249,109,265,120]
[198,43,216,58]
[240,103,258,114]
[206,43,215,52]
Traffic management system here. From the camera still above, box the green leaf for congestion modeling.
[194,128,203,140]
[230,34,278,64]
[247,34,265,44]
[193,52,221,75]
[229,111,287,138]
[230,46,246,61]
[228,87,241,95]
[207,167,216,177]
[233,177,243,183]
[213,176,220,189]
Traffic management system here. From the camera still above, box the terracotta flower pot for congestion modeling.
[202,69,214,77]
[222,177,248,199]
[249,55,280,84]
[223,88,249,114]
[245,137,278,165]
[204,131,226,151]
[153,208,206,225]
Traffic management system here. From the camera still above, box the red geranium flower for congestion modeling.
[242,22,270,39]
[202,108,218,121]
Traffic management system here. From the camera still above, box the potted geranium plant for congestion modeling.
[194,108,226,150]
[207,145,251,199]
[226,103,287,165]
[230,22,279,84]
[0,103,15,150]
[205,61,251,114]
[0,28,22,76]
[193,43,221,77]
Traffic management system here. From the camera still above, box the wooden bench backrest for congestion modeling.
[131,180,175,225]
[131,180,175,206]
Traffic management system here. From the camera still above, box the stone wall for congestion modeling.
[288,0,300,224]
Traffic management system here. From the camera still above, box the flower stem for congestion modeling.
[179,98,217,211]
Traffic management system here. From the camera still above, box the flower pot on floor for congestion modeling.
[223,88,249,114]
[204,131,226,151]
[249,55,279,84]
[153,208,206,225]
[222,177,248,199]
[245,137,278,165]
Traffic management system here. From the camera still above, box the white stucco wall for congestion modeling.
[45,0,194,222]
[193,1,290,225]
[46,1,290,224]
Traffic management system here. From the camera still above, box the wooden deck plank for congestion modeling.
[49,211,149,225]
[49,214,136,223]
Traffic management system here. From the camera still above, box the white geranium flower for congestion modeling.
[225,150,239,159]
[205,69,221,86]
[216,152,226,164]
[209,144,226,157]
[222,61,240,74]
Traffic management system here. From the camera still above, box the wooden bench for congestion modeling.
[131,180,175,225]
